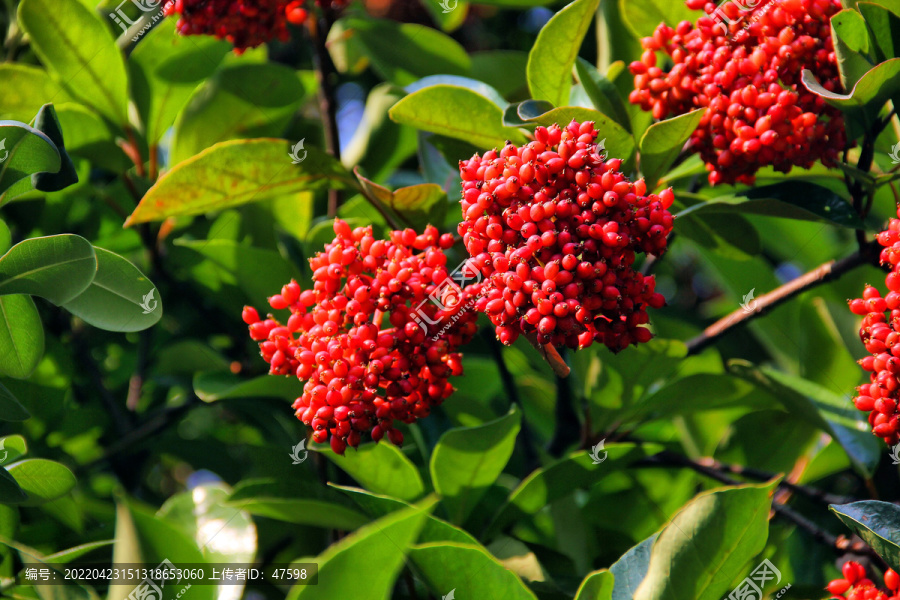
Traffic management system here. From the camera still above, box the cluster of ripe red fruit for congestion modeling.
[826,561,900,600]
[243,220,477,453]
[162,0,345,52]
[848,209,900,446]
[629,0,846,185]
[458,121,671,352]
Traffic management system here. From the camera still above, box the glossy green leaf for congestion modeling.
[320,442,425,502]
[0,221,10,255]
[830,500,900,570]
[410,542,539,600]
[575,58,632,132]
[633,374,761,420]
[287,499,436,600]
[129,19,231,144]
[0,435,26,462]
[680,181,864,229]
[421,0,468,32]
[730,360,881,476]
[831,10,875,90]
[0,235,96,305]
[634,482,776,600]
[62,248,160,332]
[575,570,614,600]
[527,0,601,107]
[327,17,470,86]
[0,295,44,379]
[675,213,760,260]
[802,59,900,110]
[355,170,447,230]
[171,63,309,164]
[430,407,521,524]
[619,0,697,38]
[0,121,61,200]
[610,535,657,600]
[126,139,357,225]
[390,85,527,149]
[0,65,70,122]
[6,459,76,507]
[0,467,26,504]
[514,104,634,162]
[227,479,370,530]
[0,386,29,422]
[858,3,900,63]
[193,371,303,403]
[18,0,129,125]
[639,109,706,187]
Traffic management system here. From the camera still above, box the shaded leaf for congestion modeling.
[0,235,96,305]
[831,500,900,570]
[610,534,657,600]
[193,371,302,403]
[0,121,60,201]
[0,295,44,379]
[227,479,369,531]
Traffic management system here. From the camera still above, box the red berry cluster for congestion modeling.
[243,219,478,453]
[163,0,345,52]
[458,121,670,353]
[848,210,900,446]
[826,562,900,600]
[629,0,846,186]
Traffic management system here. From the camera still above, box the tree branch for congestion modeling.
[309,14,342,217]
[685,241,883,355]
[524,331,571,378]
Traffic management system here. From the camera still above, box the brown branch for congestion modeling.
[685,241,883,355]
[524,331,570,378]
[309,14,342,217]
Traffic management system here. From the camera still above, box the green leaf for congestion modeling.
[44,541,112,564]
[320,442,426,502]
[409,542,539,600]
[0,121,61,200]
[0,65,71,122]
[61,248,160,332]
[575,570,614,600]
[802,59,900,110]
[634,482,776,600]
[680,181,865,229]
[516,106,636,164]
[858,3,900,63]
[0,386,30,422]
[0,435,26,462]
[0,235,96,306]
[575,58,632,132]
[0,467,27,504]
[390,85,527,149]
[159,483,256,568]
[639,109,706,187]
[674,213,760,260]
[193,371,302,403]
[129,19,231,145]
[0,220,10,255]
[354,169,448,230]
[30,105,78,193]
[633,373,760,420]
[171,63,310,165]
[619,0,698,38]
[527,0,601,107]
[6,459,76,507]
[327,17,470,86]
[286,498,436,600]
[0,295,45,379]
[421,0,468,32]
[831,10,875,90]
[430,407,521,524]
[729,361,881,476]
[18,0,129,125]
[830,500,900,570]
[610,535,657,600]
[125,139,358,225]
[227,479,370,530]
[109,502,142,600]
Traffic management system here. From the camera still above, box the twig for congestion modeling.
[524,331,570,378]
[685,241,884,355]
[148,144,159,181]
[123,127,146,178]
[308,13,342,217]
